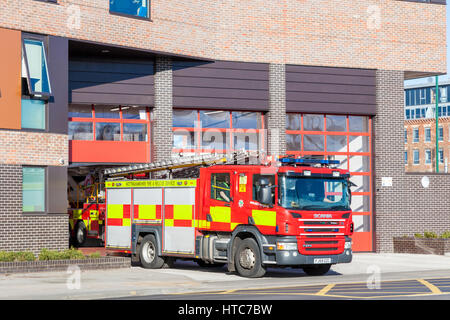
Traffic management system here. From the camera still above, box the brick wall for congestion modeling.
[0,130,68,166]
[0,165,68,255]
[267,64,286,156]
[0,0,445,73]
[374,70,450,252]
[153,56,173,162]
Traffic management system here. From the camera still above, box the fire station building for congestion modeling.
[0,0,448,254]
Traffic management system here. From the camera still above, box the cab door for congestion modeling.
[247,173,277,234]
[204,171,234,232]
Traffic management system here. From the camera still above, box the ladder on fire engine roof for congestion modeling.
[103,150,263,178]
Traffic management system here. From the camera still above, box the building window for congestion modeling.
[22,167,45,213]
[96,123,121,141]
[404,151,408,165]
[172,109,265,154]
[415,108,420,119]
[109,0,149,19]
[405,109,411,120]
[439,148,444,164]
[21,98,46,130]
[413,149,420,165]
[22,38,52,98]
[425,127,431,142]
[404,129,408,143]
[123,123,148,141]
[413,128,419,143]
[68,104,150,142]
[425,149,432,164]
[21,37,51,130]
[439,126,444,142]
[68,122,93,141]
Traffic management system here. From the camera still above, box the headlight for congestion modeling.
[277,242,298,251]
[344,241,352,249]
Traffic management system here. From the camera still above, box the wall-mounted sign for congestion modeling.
[421,176,430,188]
[381,177,392,187]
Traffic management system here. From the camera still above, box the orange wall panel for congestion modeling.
[0,27,21,129]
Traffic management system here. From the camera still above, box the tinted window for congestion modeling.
[23,167,45,212]
[110,0,149,18]
[21,99,45,130]
[22,39,51,96]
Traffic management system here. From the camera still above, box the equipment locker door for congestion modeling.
[106,188,132,249]
[163,187,196,254]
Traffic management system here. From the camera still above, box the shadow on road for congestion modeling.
[154,259,343,278]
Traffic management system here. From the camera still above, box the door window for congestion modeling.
[211,173,231,202]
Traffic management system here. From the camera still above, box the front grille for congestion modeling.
[304,228,340,233]
[305,247,338,252]
[305,241,338,245]
[303,221,339,226]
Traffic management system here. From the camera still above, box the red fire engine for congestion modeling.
[68,172,106,246]
[103,152,354,278]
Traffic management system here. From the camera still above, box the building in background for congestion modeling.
[0,0,447,254]
[404,80,450,172]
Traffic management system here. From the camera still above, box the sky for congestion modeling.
[404,4,450,87]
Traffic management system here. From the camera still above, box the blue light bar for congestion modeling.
[280,158,340,165]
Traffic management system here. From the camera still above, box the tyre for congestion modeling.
[139,234,166,269]
[302,264,331,276]
[234,238,266,278]
[74,221,87,247]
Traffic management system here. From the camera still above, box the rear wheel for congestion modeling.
[139,235,166,269]
[302,264,331,276]
[234,238,266,278]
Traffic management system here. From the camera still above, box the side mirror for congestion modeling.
[348,186,352,205]
[258,186,272,205]
[347,180,356,205]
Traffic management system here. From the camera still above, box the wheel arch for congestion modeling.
[133,225,163,256]
[227,225,268,272]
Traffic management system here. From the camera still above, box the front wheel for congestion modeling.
[74,221,87,247]
[234,238,266,278]
[302,264,331,276]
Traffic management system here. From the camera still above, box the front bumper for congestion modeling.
[262,236,352,266]
[274,248,352,266]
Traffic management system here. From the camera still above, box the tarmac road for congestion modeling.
[2,253,450,300]
[136,276,450,300]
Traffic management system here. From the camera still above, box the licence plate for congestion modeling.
[313,258,331,264]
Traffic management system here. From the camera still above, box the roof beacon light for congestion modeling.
[280,158,340,165]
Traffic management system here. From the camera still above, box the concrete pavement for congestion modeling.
[1,253,450,299]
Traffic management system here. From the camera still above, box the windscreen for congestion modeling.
[279,176,350,211]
